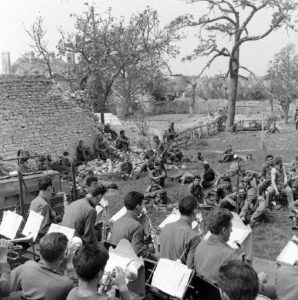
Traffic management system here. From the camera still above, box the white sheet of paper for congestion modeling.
[0,211,23,239]
[110,207,127,222]
[47,224,75,241]
[277,240,298,266]
[105,252,133,273]
[227,227,250,249]
[158,213,198,230]
[96,205,103,215]
[22,210,44,241]
[151,258,193,299]
[205,212,251,249]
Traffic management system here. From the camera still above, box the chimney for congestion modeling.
[1,52,11,74]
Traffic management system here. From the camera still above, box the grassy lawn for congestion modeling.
[104,122,298,261]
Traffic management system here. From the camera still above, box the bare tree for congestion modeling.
[170,0,298,130]
[26,16,54,78]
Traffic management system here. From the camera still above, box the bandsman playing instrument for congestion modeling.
[109,191,157,260]
[67,244,130,300]
[159,196,201,269]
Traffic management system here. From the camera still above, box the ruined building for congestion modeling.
[0,75,97,158]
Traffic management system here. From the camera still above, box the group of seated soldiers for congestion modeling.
[5,144,298,300]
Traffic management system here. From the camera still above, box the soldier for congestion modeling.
[258,154,274,196]
[239,188,267,226]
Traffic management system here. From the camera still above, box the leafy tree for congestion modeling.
[170,0,298,130]
[266,43,298,123]
[58,5,179,123]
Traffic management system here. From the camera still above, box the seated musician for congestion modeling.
[149,161,166,188]
[275,260,298,300]
[188,175,204,205]
[201,163,216,189]
[109,191,157,260]
[159,196,201,269]
[115,130,130,151]
[67,244,130,300]
[195,209,275,299]
[219,145,234,163]
[239,188,267,226]
[10,233,74,300]
[29,176,58,240]
[194,209,249,284]
[80,175,99,197]
[217,260,259,300]
[62,185,107,246]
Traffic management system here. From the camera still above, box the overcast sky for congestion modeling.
[1,0,298,76]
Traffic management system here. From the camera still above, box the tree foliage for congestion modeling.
[58,5,179,123]
[266,43,298,123]
[170,0,298,130]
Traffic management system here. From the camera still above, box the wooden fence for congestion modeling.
[165,114,227,148]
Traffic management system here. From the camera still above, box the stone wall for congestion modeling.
[0,75,97,158]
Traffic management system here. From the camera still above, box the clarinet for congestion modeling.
[143,208,159,254]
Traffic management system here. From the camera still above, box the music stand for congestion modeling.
[144,258,195,300]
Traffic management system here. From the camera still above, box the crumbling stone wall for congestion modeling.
[0,75,97,158]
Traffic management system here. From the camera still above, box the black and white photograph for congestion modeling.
[1,1,298,299]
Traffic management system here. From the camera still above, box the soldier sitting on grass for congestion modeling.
[239,188,267,226]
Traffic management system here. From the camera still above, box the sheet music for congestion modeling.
[0,211,23,239]
[104,252,133,273]
[22,210,44,242]
[96,205,103,215]
[158,213,198,230]
[151,258,193,299]
[110,207,127,222]
[47,224,75,241]
[277,240,298,266]
[227,227,250,249]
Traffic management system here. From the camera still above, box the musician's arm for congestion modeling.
[0,240,10,297]
[185,235,201,269]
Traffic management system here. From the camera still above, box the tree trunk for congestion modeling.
[100,100,105,124]
[226,47,239,131]
[189,83,196,117]
[282,100,290,124]
[269,97,274,114]
[226,74,238,131]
